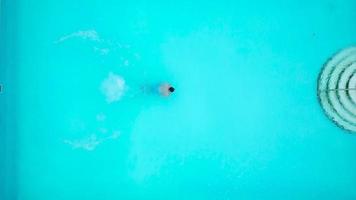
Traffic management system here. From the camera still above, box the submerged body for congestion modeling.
[141,82,175,97]
[159,83,175,97]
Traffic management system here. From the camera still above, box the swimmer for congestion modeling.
[159,83,175,97]
[140,82,175,97]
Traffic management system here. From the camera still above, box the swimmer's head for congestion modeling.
[169,86,175,93]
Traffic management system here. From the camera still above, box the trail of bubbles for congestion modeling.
[54,30,101,44]
[64,131,121,151]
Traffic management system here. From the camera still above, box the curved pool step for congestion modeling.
[318,47,356,133]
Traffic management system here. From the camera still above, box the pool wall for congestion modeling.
[0,0,19,199]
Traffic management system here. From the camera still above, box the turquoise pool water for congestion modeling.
[1,0,356,199]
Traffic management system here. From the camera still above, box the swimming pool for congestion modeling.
[1,0,356,199]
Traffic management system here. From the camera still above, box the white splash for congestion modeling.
[101,72,126,103]
[64,131,121,151]
[64,134,101,151]
[55,30,101,43]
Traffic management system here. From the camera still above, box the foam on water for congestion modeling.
[64,131,120,151]
[54,29,140,68]
[100,72,126,103]
[54,30,101,43]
